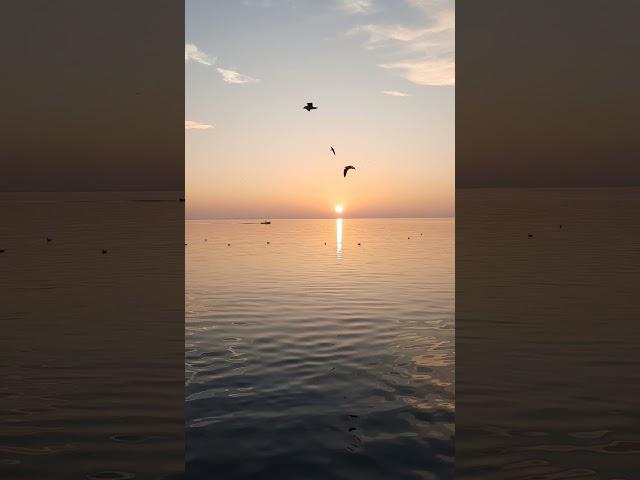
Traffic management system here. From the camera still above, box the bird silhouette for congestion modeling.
[330,146,336,155]
[343,165,356,177]
[303,102,317,112]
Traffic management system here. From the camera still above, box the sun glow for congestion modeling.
[335,205,344,214]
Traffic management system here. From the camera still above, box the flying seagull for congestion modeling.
[303,102,317,112]
[343,165,356,177]
[330,146,336,155]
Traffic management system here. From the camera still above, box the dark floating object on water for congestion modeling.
[109,434,157,444]
[348,414,359,418]
[179,198,185,202]
[343,165,356,177]
[0,249,5,253]
[86,471,136,480]
[559,224,563,229]
[102,249,108,254]
[260,220,271,225]
[303,102,317,112]
[528,234,533,238]
[46,237,52,243]
[348,427,357,432]
[330,146,336,155]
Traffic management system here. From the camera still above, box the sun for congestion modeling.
[335,205,344,214]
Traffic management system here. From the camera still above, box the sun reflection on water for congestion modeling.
[336,218,343,259]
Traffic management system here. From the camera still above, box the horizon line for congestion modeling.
[186,216,455,221]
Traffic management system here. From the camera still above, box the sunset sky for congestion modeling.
[186,0,454,219]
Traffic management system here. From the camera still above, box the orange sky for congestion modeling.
[186,0,454,219]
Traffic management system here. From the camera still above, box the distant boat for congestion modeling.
[260,220,271,225]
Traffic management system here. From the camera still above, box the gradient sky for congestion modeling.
[1,0,183,191]
[457,0,640,188]
[186,0,454,219]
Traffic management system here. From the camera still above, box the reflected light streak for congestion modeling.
[336,218,343,259]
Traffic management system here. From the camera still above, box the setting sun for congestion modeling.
[335,205,344,214]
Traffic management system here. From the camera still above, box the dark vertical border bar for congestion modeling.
[457,1,640,478]
[0,1,185,478]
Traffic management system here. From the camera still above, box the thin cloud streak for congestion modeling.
[380,59,454,86]
[185,43,216,66]
[381,90,410,97]
[338,0,373,14]
[348,0,454,86]
[217,68,260,84]
[185,120,214,130]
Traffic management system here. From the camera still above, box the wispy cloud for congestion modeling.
[185,120,214,130]
[338,0,373,14]
[349,24,438,47]
[185,43,216,66]
[380,59,453,86]
[381,90,410,97]
[348,0,454,86]
[217,68,260,85]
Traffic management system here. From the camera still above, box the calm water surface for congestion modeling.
[186,218,455,479]
[457,188,640,479]
[0,192,184,479]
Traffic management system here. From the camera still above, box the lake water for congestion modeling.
[0,192,184,480]
[186,218,455,479]
[456,187,640,479]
